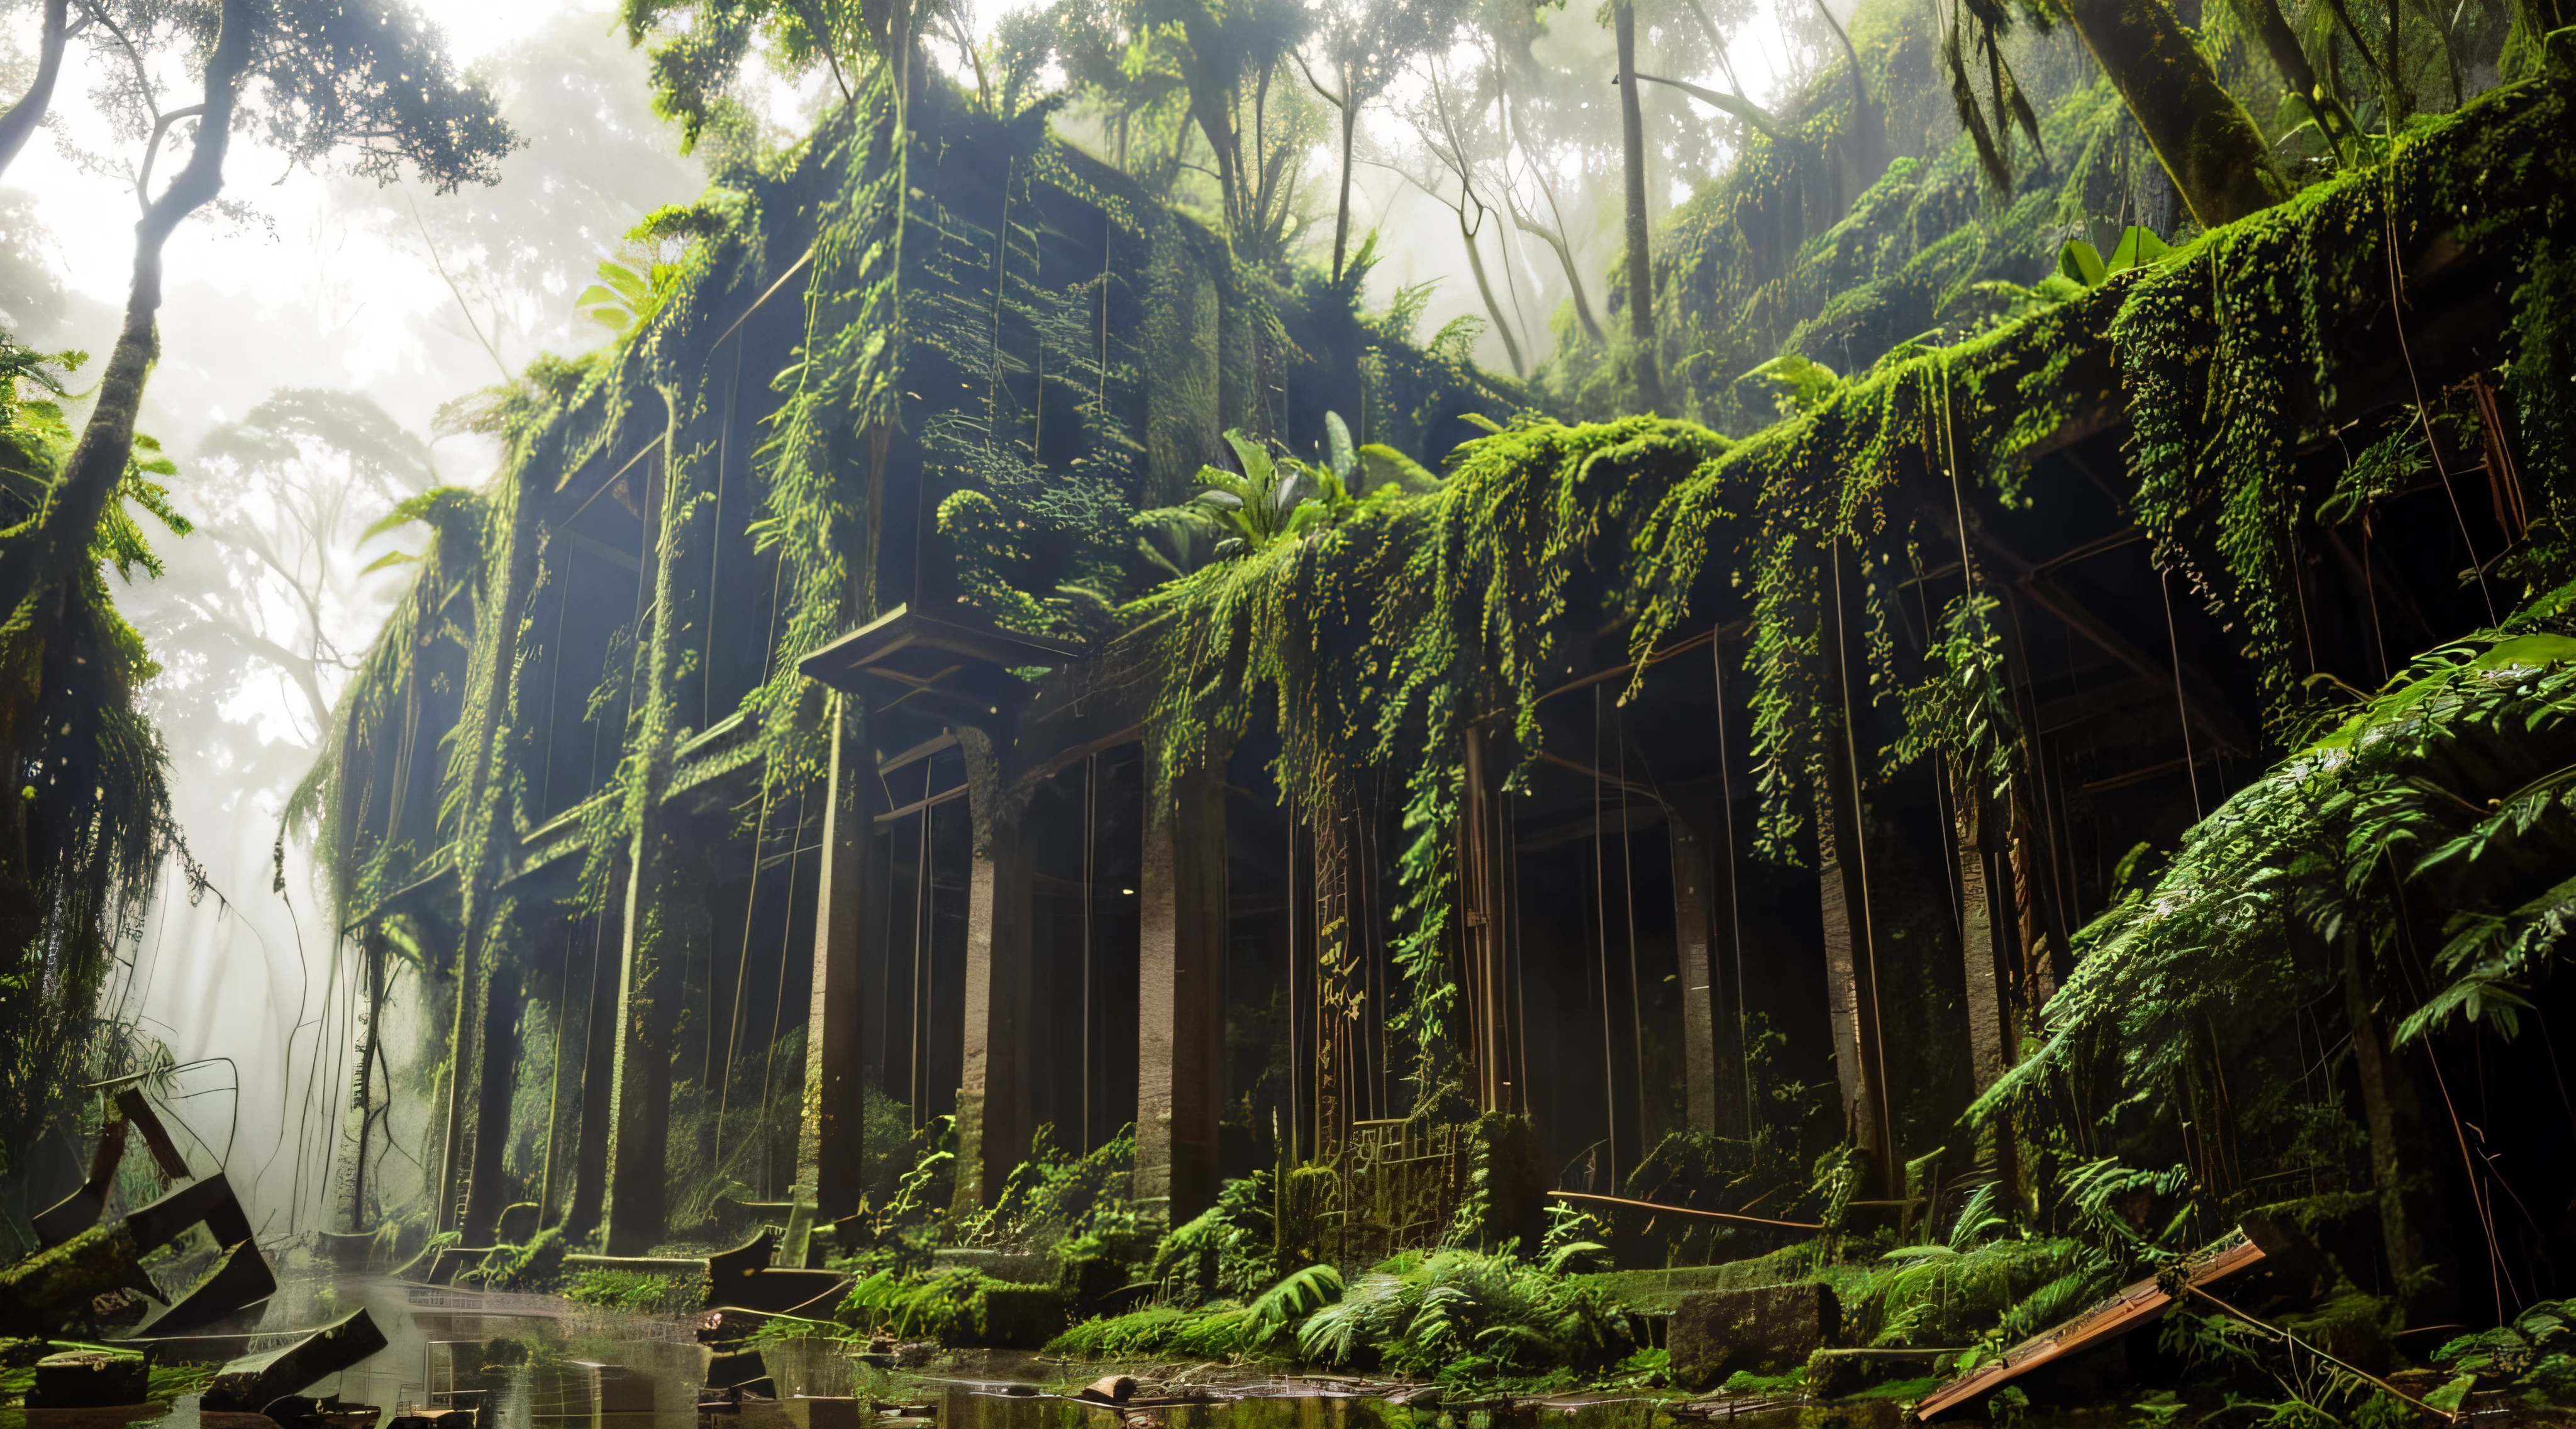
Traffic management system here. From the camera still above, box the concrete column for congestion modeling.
[1951,776,2010,1096]
[1814,744,1887,1193]
[800,694,880,1221]
[952,725,1033,1212]
[1134,740,1227,1223]
[433,935,483,1237]
[462,932,525,1244]
[335,930,387,1233]
[1667,801,1746,1140]
[602,395,709,1256]
[565,859,627,1239]
[602,830,682,1254]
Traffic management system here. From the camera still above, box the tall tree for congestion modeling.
[1944,0,2283,228]
[143,391,436,740]
[1143,0,1318,264]
[1300,0,1462,282]
[1404,55,1530,375]
[1613,0,1664,411]
[0,0,511,801]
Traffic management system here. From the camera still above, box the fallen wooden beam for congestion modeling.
[142,1238,278,1336]
[200,1309,388,1413]
[1546,1189,1824,1231]
[1915,1232,2265,1418]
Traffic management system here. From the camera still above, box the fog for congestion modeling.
[1,0,1863,1236]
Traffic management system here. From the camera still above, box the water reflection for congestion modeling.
[9,1272,1849,1429]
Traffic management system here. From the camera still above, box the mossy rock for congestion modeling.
[1669,1282,1841,1391]
[30,1350,149,1408]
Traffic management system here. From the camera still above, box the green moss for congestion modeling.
[562,1269,709,1315]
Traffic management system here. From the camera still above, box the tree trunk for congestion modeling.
[0,0,250,632]
[2343,935,2438,1292]
[0,0,72,179]
[1613,0,1665,412]
[1332,87,1358,282]
[2230,0,2323,100]
[2059,0,2283,228]
[1456,204,1528,376]
[1512,215,1607,344]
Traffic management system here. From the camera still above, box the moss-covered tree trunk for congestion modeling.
[2058,0,2283,228]
[0,0,250,707]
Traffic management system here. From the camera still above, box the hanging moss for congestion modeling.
[1128,71,2576,1092]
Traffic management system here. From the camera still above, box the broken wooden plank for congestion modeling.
[142,1238,279,1336]
[31,1114,131,1248]
[1915,1233,2265,1419]
[199,1308,389,1412]
[126,1173,257,1254]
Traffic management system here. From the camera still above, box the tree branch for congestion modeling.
[0,0,74,179]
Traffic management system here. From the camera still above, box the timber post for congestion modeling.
[952,724,1033,1212]
[1135,735,1228,1225]
[1313,800,1354,1164]
[1816,540,1891,1196]
[799,692,878,1223]
[1461,727,1509,1111]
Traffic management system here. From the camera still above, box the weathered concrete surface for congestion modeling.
[1668,1282,1842,1391]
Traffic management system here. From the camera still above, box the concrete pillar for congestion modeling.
[1951,777,2010,1096]
[602,831,682,1254]
[462,927,525,1243]
[1814,743,1887,1194]
[565,860,627,1239]
[335,930,387,1233]
[602,397,710,1256]
[433,935,483,1237]
[1667,801,1746,1140]
[800,694,880,1221]
[1134,740,1227,1223]
[952,725,1033,1212]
